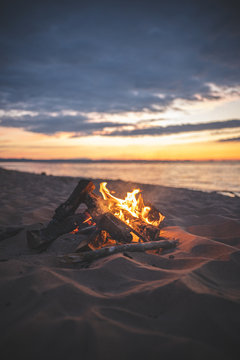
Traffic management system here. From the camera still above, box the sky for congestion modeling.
[0,0,240,160]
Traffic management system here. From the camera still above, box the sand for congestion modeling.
[0,167,240,360]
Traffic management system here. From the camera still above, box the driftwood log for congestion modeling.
[59,239,178,265]
[27,179,94,250]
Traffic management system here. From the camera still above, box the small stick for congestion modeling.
[77,224,97,235]
[58,239,178,265]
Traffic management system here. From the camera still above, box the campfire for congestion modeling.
[27,180,177,265]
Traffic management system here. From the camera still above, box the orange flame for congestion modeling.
[99,182,164,228]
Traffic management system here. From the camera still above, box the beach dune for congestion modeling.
[0,168,240,360]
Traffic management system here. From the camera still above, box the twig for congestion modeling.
[58,239,178,265]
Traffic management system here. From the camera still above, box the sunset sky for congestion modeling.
[1,0,240,160]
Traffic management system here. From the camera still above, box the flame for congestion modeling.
[99,182,164,228]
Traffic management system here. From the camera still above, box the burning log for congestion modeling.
[98,212,133,243]
[58,239,178,265]
[83,192,108,217]
[83,191,161,243]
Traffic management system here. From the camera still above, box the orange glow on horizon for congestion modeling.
[0,126,240,161]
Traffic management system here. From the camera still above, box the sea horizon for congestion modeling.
[0,158,239,163]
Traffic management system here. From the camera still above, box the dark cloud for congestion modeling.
[0,113,130,134]
[102,119,240,137]
[2,113,238,137]
[0,0,240,134]
[218,136,240,142]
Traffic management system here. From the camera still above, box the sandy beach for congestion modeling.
[0,167,240,360]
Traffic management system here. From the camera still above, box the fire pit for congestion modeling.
[27,180,177,266]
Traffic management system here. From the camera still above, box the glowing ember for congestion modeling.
[70,227,79,234]
[99,182,164,228]
[83,216,93,225]
[71,212,95,234]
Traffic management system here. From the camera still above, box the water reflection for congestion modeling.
[1,161,240,195]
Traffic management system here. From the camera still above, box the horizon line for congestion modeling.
[0,158,239,163]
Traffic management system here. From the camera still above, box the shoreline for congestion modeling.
[1,162,240,197]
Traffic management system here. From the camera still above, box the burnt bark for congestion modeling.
[27,214,87,250]
[98,212,133,243]
[83,192,108,217]
[53,179,95,222]
[27,179,95,250]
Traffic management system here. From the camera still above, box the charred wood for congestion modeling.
[74,230,99,252]
[98,212,133,243]
[27,179,95,250]
[27,213,86,250]
[53,179,95,222]
[83,192,108,217]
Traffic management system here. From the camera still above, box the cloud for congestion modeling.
[0,0,239,119]
[2,111,239,139]
[101,119,240,137]
[0,112,130,134]
[218,136,240,142]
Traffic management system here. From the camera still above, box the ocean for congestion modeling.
[1,161,240,197]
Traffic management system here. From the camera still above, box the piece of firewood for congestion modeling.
[83,191,108,217]
[27,213,86,250]
[145,203,165,227]
[98,212,133,243]
[75,229,100,252]
[27,179,94,250]
[128,217,160,240]
[58,239,178,265]
[53,179,95,222]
